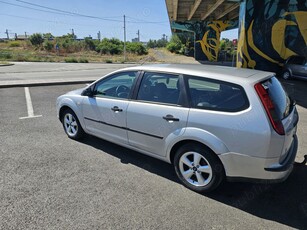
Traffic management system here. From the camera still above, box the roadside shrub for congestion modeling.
[105,59,113,63]
[126,42,148,55]
[9,41,21,47]
[85,38,98,51]
[79,58,89,63]
[43,41,53,51]
[65,57,78,63]
[166,35,185,54]
[29,33,44,46]
[96,38,123,55]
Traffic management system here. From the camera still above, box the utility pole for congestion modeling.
[97,31,101,41]
[71,29,75,40]
[5,29,9,39]
[137,30,140,42]
[25,32,27,39]
[123,15,126,62]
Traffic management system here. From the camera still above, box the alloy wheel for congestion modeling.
[179,151,213,187]
[63,113,78,137]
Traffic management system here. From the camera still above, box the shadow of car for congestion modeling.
[282,56,307,80]
[79,135,307,229]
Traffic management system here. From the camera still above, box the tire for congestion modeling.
[282,70,291,80]
[61,108,85,140]
[174,143,224,193]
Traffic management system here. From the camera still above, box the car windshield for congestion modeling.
[288,56,306,65]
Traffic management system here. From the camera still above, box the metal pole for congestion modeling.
[5,29,9,39]
[124,15,126,62]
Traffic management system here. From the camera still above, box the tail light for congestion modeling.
[255,83,285,135]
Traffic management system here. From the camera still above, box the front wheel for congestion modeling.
[61,108,84,140]
[174,143,224,193]
[282,70,291,80]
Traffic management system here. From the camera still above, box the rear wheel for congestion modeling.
[282,70,291,80]
[61,108,84,140]
[174,143,224,193]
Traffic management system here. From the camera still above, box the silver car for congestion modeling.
[282,56,307,80]
[56,64,299,193]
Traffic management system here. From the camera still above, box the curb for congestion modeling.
[0,79,95,88]
[0,63,15,67]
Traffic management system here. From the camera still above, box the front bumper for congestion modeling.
[219,135,298,183]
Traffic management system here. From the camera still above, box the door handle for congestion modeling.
[111,106,123,112]
[163,114,179,122]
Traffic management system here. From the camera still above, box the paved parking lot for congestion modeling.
[1,82,307,229]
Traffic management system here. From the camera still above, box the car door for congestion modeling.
[81,71,138,144]
[297,57,307,77]
[291,56,305,76]
[127,72,189,156]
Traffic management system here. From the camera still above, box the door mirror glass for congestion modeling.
[82,86,94,97]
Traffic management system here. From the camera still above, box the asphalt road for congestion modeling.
[0,82,307,229]
[0,62,136,87]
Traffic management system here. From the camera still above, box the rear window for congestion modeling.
[261,77,291,119]
[186,76,249,112]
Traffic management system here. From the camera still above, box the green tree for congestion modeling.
[29,33,44,46]
[43,33,53,40]
[166,35,185,54]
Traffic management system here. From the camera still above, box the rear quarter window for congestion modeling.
[186,76,249,112]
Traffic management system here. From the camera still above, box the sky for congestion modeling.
[0,0,238,42]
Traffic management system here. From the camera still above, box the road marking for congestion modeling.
[19,87,42,119]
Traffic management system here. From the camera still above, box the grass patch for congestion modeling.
[0,61,10,65]
[0,52,12,59]
[9,41,21,47]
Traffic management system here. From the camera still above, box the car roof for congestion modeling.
[121,64,274,84]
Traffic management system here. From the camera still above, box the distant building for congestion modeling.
[15,35,28,40]
[132,37,139,43]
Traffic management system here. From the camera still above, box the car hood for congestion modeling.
[66,87,85,96]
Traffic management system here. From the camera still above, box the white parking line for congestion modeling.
[19,87,42,119]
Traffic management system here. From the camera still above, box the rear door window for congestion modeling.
[186,76,249,112]
[137,72,181,105]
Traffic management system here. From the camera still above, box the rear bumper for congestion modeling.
[219,135,298,182]
[265,134,298,172]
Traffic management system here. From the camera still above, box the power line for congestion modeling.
[0,0,122,22]
[126,16,168,24]
[0,13,102,27]
[0,0,169,25]
[14,0,123,22]
[0,0,72,16]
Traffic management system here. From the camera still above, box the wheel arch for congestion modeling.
[283,67,293,77]
[169,139,225,170]
[59,105,73,121]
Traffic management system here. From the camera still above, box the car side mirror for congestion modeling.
[82,86,94,97]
